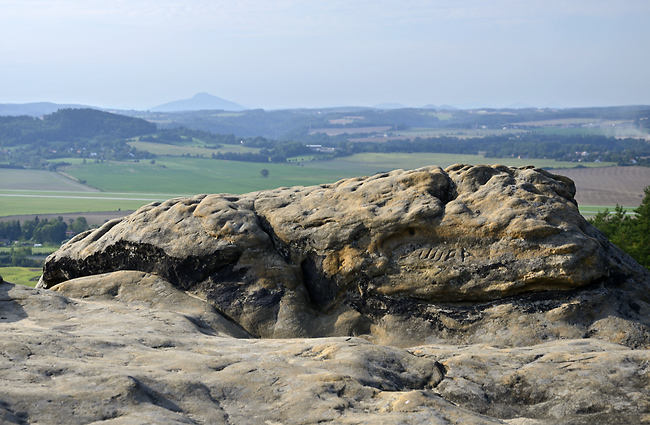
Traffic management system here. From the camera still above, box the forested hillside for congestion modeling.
[1,106,650,169]
[0,108,156,145]
[137,105,650,166]
[0,108,156,167]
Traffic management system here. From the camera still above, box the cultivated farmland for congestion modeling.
[551,166,650,208]
[127,141,259,157]
[0,151,642,220]
[0,169,99,192]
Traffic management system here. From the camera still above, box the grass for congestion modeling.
[0,267,42,287]
[514,118,606,126]
[0,169,97,192]
[59,157,350,195]
[128,141,259,157]
[390,128,529,138]
[0,151,621,218]
[300,153,616,175]
[427,112,453,121]
[0,245,57,255]
[0,190,171,216]
[536,126,650,138]
[535,127,617,137]
[578,205,636,217]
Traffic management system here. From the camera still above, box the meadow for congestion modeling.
[0,245,58,255]
[51,153,620,195]
[0,150,633,219]
[310,152,616,174]
[0,267,42,287]
[0,192,166,217]
[128,140,259,157]
[388,128,529,139]
[0,169,98,192]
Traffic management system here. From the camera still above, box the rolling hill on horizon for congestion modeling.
[150,92,247,112]
[0,102,92,117]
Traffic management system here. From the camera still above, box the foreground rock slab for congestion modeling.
[3,278,650,424]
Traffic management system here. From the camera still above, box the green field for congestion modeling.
[534,126,650,138]
[64,153,614,194]
[0,245,58,255]
[577,205,636,217]
[63,157,350,194]
[0,190,174,216]
[0,169,97,192]
[301,153,616,175]
[390,128,529,138]
[0,267,42,287]
[0,150,623,218]
[128,141,259,157]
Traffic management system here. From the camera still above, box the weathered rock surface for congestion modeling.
[38,164,650,347]
[3,275,650,424]
[3,164,650,424]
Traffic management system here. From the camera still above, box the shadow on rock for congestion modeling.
[0,281,28,323]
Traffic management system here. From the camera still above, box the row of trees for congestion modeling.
[589,187,650,269]
[0,246,40,267]
[310,133,650,166]
[139,126,238,147]
[211,140,313,163]
[0,216,88,245]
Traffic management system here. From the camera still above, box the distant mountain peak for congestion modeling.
[151,93,247,112]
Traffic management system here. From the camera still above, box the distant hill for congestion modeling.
[422,104,459,111]
[0,108,157,167]
[0,108,157,145]
[151,93,247,112]
[0,102,91,117]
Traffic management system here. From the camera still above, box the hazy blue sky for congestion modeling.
[1,0,649,110]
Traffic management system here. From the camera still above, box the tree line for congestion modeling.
[312,133,650,166]
[589,186,650,269]
[0,216,89,245]
[0,216,90,267]
[212,140,312,163]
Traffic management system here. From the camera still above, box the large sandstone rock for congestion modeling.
[38,164,650,347]
[5,163,650,424]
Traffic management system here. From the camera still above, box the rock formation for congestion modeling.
[39,164,650,347]
[2,164,650,424]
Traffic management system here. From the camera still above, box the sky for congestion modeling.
[1,0,649,110]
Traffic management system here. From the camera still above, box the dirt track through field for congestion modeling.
[551,166,650,207]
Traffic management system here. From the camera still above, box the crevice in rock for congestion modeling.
[300,256,337,312]
[252,209,293,263]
